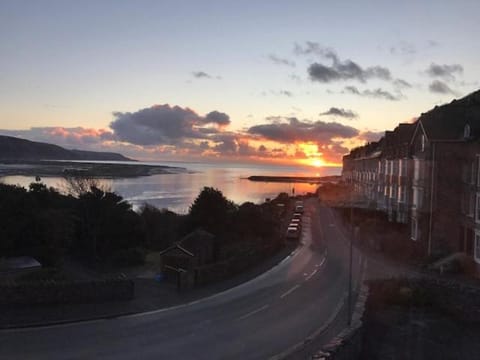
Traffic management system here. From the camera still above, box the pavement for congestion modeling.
[0,199,366,359]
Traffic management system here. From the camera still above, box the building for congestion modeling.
[342,89,480,270]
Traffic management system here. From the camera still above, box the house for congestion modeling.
[159,229,215,289]
[342,89,480,273]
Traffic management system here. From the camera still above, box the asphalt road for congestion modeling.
[0,200,364,360]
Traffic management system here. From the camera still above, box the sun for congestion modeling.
[310,158,325,167]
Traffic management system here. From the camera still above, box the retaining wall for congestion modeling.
[0,276,134,305]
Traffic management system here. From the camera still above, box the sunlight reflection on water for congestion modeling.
[1,161,341,214]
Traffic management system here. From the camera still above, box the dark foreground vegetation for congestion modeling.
[0,179,286,275]
[360,278,480,360]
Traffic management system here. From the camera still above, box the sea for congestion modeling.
[0,161,341,214]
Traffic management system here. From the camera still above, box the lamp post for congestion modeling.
[347,201,353,326]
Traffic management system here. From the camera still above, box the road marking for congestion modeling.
[237,304,269,321]
[280,284,300,299]
[305,269,317,281]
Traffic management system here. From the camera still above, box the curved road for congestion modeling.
[1,200,363,360]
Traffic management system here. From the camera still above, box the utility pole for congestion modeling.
[348,202,353,326]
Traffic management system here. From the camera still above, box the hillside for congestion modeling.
[0,135,132,161]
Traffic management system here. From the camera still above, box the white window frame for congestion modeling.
[477,155,480,187]
[475,231,480,264]
[471,160,476,185]
[476,193,480,224]
[411,218,418,241]
[468,192,475,218]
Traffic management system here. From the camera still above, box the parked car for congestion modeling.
[286,226,300,240]
[292,212,302,220]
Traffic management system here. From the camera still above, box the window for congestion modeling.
[413,187,423,209]
[475,232,480,264]
[470,161,475,184]
[464,124,471,139]
[477,156,480,187]
[420,134,425,152]
[414,159,421,181]
[476,193,480,223]
[469,193,475,217]
[411,218,418,241]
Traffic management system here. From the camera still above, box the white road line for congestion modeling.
[280,284,300,299]
[237,304,270,321]
[304,269,317,281]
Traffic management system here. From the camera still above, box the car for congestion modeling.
[286,226,300,239]
[290,218,301,225]
[295,205,304,213]
[292,212,302,220]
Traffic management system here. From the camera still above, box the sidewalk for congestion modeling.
[0,243,297,329]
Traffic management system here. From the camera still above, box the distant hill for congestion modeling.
[0,135,132,161]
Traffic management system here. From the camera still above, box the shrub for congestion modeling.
[110,248,145,267]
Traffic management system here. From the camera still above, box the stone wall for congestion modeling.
[0,276,134,305]
[308,284,369,360]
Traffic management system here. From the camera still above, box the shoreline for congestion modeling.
[0,160,188,179]
[247,175,341,184]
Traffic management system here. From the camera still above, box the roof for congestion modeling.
[418,89,480,141]
[159,244,195,257]
[0,256,42,273]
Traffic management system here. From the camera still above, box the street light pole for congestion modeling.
[348,202,353,326]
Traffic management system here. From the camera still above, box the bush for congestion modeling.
[110,248,145,267]
[16,268,69,282]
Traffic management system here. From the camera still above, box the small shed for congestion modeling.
[0,256,42,279]
[159,229,215,289]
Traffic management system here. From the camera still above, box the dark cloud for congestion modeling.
[343,86,400,101]
[247,117,359,144]
[294,42,338,60]
[295,42,391,84]
[389,42,416,56]
[275,90,293,97]
[426,63,463,82]
[258,144,267,152]
[308,61,391,83]
[205,111,230,126]
[268,54,295,67]
[358,130,384,142]
[110,104,230,146]
[192,71,221,80]
[319,107,358,119]
[0,127,114,149]
[393,79,412,89]
[428,80,456,95]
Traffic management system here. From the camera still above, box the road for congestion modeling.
[0,200,364,360]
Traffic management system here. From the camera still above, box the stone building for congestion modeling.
[342,89,480,270]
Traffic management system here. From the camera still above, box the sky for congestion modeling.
[1,0,479,166]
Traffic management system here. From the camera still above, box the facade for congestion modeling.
[342,89,480,268]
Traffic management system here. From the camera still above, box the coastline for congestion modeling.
[247,175,341,184]
[0,160,188,179]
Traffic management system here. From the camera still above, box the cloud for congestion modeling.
[389,41,416,56]
[192,71,221,80]
[358,130,384,142]
[393,79,412,89]
[308,61,391,84]
[343,86,400,101]
[0,127,114,149]
[319,107,358,119]
[428,80,456,95]
[295,42,391,83]
[205,111,230,126]
[247,117,359,144]
[426,63,463,81]
[268,54,295,67]
[110,104,230,146]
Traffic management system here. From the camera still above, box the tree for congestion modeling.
[188,187,237,236]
